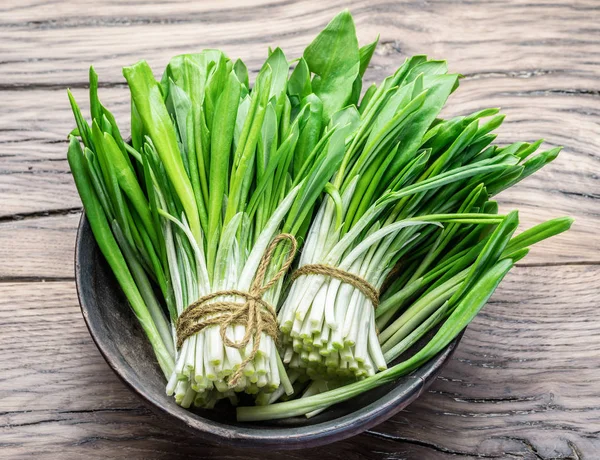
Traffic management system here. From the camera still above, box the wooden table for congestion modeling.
[1,0,599,458]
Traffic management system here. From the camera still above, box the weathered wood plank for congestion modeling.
[1,265,599,458]
[0,0,599,87]
[0,88,127,217]
[0,212,80,279]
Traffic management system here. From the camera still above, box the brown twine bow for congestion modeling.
[291,263,380,308]
[175,233,297,387]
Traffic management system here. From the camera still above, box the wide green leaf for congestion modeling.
[123,60,202,244]
[303,10,360,122]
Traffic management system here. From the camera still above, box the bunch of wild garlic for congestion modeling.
[68,10,571,416]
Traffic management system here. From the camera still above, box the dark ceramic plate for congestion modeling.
[75,214,462,449]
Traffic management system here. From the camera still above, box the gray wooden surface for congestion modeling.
[1,0,599,458]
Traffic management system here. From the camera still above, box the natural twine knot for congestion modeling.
[291,264,380,308]
[176,233,297,387]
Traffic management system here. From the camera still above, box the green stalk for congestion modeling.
[123,61,202,245]
[112,222,174,356]
[102,131,160,250]
[207,70,241,278]
[68,136,174,377]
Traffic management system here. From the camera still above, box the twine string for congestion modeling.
[175,233,297,387]
[175,233,380,388]
[291,264,380,308]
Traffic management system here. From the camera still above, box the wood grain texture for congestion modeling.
[0,213,80,280]
[1,0,599,458]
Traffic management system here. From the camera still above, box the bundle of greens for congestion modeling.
[67,9,571,417]
[276,15,564,383]
[69,46,354,407]
[243,213,572,419]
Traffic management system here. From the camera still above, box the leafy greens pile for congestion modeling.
[68,10,571,419]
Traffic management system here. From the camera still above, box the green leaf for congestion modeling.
[359,36,379,77]
[287,58,312,114]
[90,120,129,244]
[285,115,356,234]
[123,60,202,244]
[405,60,448,82]
[67,90,92,149]
[293,94,323,177]
[505,216,573,256]
[234,96,251,151]
[262,47,289,102]
[67,136,174,377]
[89,66,102,123]
[259,103,278,179]
[378,74,459,191]
[131,100,144,152]
[407,258,513,368]
[448,211,518,306]
[166,78,192,159]
[102,131,159,250]
[303,10,360,122]
[161,50,223,104]
[329,104,361,134]
[204,54,230,132]
[233,58,249,90]
[226,65,272,224]
[349,35,379,105]
[207,70,241,277]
